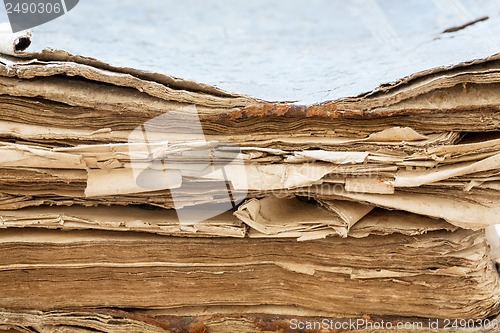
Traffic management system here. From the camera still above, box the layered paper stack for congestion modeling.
[1,22,500,333]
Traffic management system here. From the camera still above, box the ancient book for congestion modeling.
[1,1,500,332]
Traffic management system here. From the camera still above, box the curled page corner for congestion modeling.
[0,22,32,56]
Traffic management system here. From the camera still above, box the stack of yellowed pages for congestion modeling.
[1,23,500,333]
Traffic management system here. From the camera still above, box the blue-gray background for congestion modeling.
[2,0,500,103]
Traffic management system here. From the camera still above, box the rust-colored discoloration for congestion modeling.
[249,314,296,332]
[230,103,310,120]
[213,102,500,123]
[128,314,206,333]
[216,102,345,121]
[153,315,208,333]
